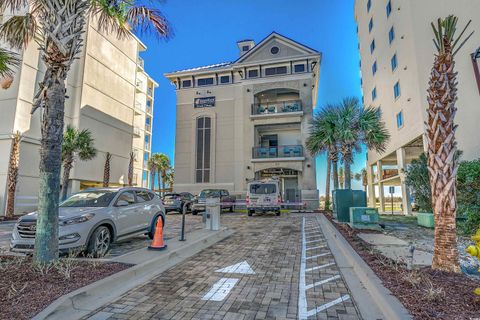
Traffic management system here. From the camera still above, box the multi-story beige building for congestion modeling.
[0,16,157,215]
[165,32,321,209]
[355,0,480,214]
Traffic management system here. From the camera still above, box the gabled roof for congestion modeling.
[234,31,320,64]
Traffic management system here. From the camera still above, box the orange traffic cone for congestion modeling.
[148,217,167,250]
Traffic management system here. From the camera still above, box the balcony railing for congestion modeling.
[252,145,304,159]
[147,87,153,97]
[137,57,144,69]
[146,104,153,114]
[145,123,151,132]
[251,100,302,116]
[133,127,142,137]
[382,169,399,180]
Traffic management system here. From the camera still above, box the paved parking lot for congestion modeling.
[84,212,361,320]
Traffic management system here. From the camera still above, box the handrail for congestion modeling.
[251,100,302,115]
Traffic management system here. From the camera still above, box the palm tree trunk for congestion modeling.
[5,132,21,218]
[157,170,161,195]
[34,79,65,264]
[332,160,339,190]
[128,152,134,186]
[103,153,112,187]
[325,154,331,210]
[162,172,167,196]
[61,155,73,201]
[345,161,352,189]
[150,170,156,191]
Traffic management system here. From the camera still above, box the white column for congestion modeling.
[367,164,375,207]
[377,161,385,213]
[396,147,412,215]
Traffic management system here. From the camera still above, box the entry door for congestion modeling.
[284,177,299,203]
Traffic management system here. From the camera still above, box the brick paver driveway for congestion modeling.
[85,212,360,320]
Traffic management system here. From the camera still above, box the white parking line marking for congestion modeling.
[298,217,308,320]
[305,275,341,290]
[306,252,331,260]
[306,295,351,317]
[306,245,327,251]
[305,239,324,244]
[202,278,239,301]
[305,262,335,272]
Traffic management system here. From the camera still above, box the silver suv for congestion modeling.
[10,187,165,257]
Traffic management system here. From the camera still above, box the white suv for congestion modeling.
[246,180,281,216]
[10,187,165,257]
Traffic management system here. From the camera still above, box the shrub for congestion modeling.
[405,154,432,212]
[457,159,480,234]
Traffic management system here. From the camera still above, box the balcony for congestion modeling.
[133,127,142,137]
[134,101,144,114]
[382,169,399,180]
[252,145,304,160]
[137,57,144,70]
[145,123,151,132]
[251,100,303,117]
[147,86,153,97]
[136,80,144,92]
[146,103,153,114]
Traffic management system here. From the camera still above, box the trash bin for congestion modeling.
[205,197,220,230]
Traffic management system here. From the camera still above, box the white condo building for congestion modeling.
[0,15,157,215]
[165,32,321,209]
[354,0,480,214]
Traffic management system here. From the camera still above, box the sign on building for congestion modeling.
[194,96,215,108]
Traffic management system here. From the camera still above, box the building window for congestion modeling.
[396,111,404,128]
[248,69,258,78]
[394,81,401,99]
[372,87,377,101]
[370,39,375,53]
[270,46,280,54]
[195,117,211,183]
[265,66,287,76]
[391,54,397,71]
[368,18,373,33]
[386,0,392,17]
[367,0,371,12]
[197,77,214,86]
[372,61,377,75]
[242,45,250,52]
[182,79,191,88]
[389,26,395,44]
[220,75,230,84]
[294,64,305,73]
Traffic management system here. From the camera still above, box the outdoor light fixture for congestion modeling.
[472,47,480,95]
[311,61,317,70]
[238,70,243,79]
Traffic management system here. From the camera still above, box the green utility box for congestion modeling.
[417,212,434,228]
[349,207,381,230]
[332,190,367,222]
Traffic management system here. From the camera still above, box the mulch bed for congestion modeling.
[323,211,480,320]
[0,255,130,320]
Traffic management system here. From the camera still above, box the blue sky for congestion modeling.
[139,0,366,194]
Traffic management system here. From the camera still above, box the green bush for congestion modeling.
[405,154,432,212]
[457,159,480,234]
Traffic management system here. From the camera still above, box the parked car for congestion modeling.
[10,187,165,258]
[191,189,235,215]
[163,192,194,214]
[246,179,281,216]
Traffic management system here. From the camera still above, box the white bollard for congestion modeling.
[206,197,221,230]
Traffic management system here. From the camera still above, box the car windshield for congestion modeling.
[164,194,180,200]
[199,190,221,198]
[250,184,276,194]
[60,191,117,207]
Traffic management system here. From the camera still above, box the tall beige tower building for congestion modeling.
[165,32,321,209]
[0,16,157,215]
[354,0,480,214]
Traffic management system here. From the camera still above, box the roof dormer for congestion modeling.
[237,39,255,56]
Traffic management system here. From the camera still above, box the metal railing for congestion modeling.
[147,87,153,97]
[251,100,302,115]
[145,123,151,132]
[146,104,153,114]
[252,145,304,159]
[138,57,144,69]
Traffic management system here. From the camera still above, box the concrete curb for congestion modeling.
[33,228,234,320]
[317,215,412,320]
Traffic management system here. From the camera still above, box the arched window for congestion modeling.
[195,117,211,183]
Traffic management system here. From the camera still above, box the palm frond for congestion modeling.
[126,5,171,38]
[0,13,38,49]
[0,48,20,78]
[0,0,29,12]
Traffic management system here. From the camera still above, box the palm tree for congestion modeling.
[427,16,472,273]
[0,0,170,263]
[157,153,170,196]
[307,104,341,209]
[5,132,22,218]
[127,151,135,186]
[354,169,368,192]
[147,157,157,191]
[61,126,96,200]
[338,167,345,189]
[165,168,174,190]
[103,152,112,187]
[0,48,20,89]
[336,97,390,189]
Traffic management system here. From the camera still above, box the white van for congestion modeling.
[246,179,281,216]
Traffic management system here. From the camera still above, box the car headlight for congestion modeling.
[60,213,95,226]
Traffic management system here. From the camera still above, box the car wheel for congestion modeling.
[248,210,253,217]
[87,226,111,258]
[229,206,234,213]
